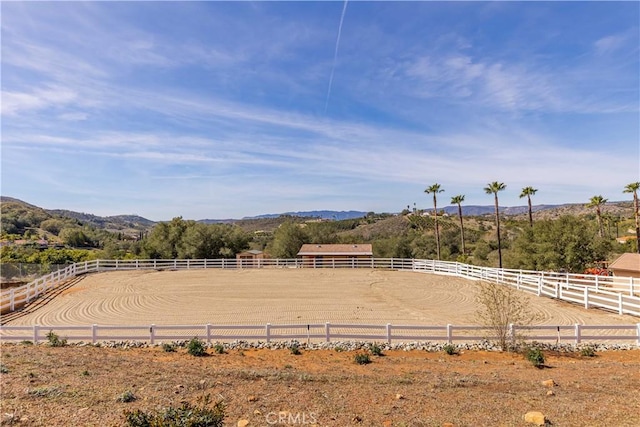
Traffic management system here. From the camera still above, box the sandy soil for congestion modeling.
[1,344,639,426]
[2,269,636,331]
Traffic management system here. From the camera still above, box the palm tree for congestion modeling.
[451,195,466,255]
[519,186,538,227]
[484,182,506,268]
[425,183,444,260]
[587,195,608,238]
[623,182,640,253]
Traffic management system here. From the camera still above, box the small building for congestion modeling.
[608,253,640,278]
[236,250,267,268]
[297,244,373,268]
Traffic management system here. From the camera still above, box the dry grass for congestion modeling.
[1,344,639,426]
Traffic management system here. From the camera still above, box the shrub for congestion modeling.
[46,331,67,347]
[580,346,596,357]
[0,364,8,374]
[354,353,371,365]
[213,343,225,354]
[369,343,384,356]
[475,281,536,351]
[124,395,224,427]
[187,337,207,357]
[289,343,301,355]
[162,343,177,353]
[117,390,137,403]
[525,347,545,368]
[81,370,90,376]
[443,344,458,356]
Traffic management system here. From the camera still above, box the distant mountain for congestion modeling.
[245,210,370,220]
[439,204,562,216]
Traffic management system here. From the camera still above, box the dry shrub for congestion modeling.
[475,281,534,351]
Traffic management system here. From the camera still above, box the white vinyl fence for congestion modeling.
[2,258,639,317]
[2,322,639,345]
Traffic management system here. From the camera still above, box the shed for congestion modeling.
[608,253,640,278]
[236,250,267,268]
[297,244,373,267]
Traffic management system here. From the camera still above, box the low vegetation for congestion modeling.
[187,338,207,357]
[123,395,224,427]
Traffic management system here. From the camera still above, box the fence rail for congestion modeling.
[1,322,639,345]
[1,258,639,317]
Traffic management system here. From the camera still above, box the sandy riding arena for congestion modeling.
[3,269,636,329]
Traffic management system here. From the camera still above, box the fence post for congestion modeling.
[508,323,514,347]
[325,322,331,342]
[537,277,542,296]
[136,259,139,269]
[10,288,15,311]
[575,324,581,345]
[266,323,271,343]
[92,324,98,344]
[637,323,640,346]
[386,323,392,345]
[150,324,155,345]
[206,324,212,344]
[446,324,452,344]
[630,277,634,297]
[595,275,599,292]
[33,325,40,344]
[584,287,589,309]
[558,282,562,300]
[618,293,623,315]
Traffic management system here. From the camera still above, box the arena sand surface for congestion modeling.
[4,269,636,332]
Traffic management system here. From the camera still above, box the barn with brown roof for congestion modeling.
[608,253,640,278]
[297,243,373,267]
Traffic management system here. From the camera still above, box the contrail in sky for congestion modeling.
[324,0,348,114]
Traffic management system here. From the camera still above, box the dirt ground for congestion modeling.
[1,343,639,426]
[3,269,637,329]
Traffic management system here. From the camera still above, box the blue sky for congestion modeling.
[1,1,638,221]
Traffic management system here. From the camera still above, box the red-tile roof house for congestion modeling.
[297,244,373,267]
[608,253,640,278]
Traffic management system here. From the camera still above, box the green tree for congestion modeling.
[450,194,466,255]
[623,182,640,254]
[268,221,308,258]
[519,186,538,227]
[424,183,444,260]
[508,216,611,272]
[587,195,607,238]
[484,181,506,268]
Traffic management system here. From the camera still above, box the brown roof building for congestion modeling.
[297,244,373,267]
[608,253,640,278]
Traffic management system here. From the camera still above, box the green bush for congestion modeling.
[354,353,371,365]
[187,337,207,357]
[525,347,545,368]
[213,343,225,354]
[369,343,384,356]
[0,364,8,374]
[46,331,67,347]
[443,344,458,356]
[162,343,177,353]
[123,395,225,427]
[117,390,136,403]
[580,346,596,357]
[289,343,301,355]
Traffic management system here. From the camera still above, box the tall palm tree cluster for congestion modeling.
[422,181,640,268]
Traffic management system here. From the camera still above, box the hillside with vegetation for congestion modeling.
[1,196,637,277]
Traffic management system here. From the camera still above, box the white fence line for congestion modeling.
[1,258,639,317]
[1,322,639,345]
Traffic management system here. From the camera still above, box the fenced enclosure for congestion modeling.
[0,263,67,287]
[2,322,639,345]
[2,258,639,317]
